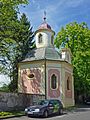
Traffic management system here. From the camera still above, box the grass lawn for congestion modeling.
[0,111,25,118]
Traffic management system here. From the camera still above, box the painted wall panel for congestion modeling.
[65,71,72,98]
[64,68,74,106]
[18,62,45,95]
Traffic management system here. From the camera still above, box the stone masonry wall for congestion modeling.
[0,92,45,111]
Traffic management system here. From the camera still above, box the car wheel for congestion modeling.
[43,110,48,118]
[59,108,63,115]
[27,114,30,117]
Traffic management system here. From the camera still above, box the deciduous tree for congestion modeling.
[0,0,35,92]
[55,22,90,102]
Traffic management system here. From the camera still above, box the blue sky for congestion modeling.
[0,75,10,87]
[0,0,90,86]
[19,0,90,34]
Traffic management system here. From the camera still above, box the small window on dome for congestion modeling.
[67,54,69,61]
[51,35,53,45]
[38,34,42,43]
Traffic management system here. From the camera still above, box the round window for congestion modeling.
[28,73,34,79]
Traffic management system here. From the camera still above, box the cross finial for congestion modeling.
[43,11,46,22]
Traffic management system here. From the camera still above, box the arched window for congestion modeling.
[67,77,70,90]
[67,54,69,61]
[51,74,57,89]
[51,35,54,45]
[38,34,42,43]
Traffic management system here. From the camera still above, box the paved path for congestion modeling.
[2,106,90,120]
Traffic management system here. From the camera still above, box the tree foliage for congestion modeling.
[8,13,35,92]
[55,22,90,101]
[0,0,35,92]
[0,84,10,92]
[0,0,28,74]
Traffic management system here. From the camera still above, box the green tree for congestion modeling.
[0,0,28,52]
[0,84,10,92]
[8,13,35,92]
[0,0,34,92]
[55,22,90,102]
[0,0,29,74]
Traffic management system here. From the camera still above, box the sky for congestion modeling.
[0,75,10,87]
[0,0,90,86]
[19,0,90,34]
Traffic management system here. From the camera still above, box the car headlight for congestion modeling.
[35,108,40,112]
[25,108,28,112]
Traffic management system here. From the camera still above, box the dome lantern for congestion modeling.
[35,12,55,48]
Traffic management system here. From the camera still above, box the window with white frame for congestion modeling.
[51,35,53,45]
[38,34,42,43]
[67,77,70,90]
[51,74,57,89]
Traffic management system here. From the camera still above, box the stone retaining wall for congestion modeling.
[0,92,45,111]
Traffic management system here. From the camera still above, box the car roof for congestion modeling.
[41,99,61,102]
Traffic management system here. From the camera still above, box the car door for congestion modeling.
[53,100,60,114]
[48,100,54,114]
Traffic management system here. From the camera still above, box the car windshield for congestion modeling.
[38,100,49,105]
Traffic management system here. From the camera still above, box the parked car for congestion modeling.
[25,99,63,117]
[84,97,90,105]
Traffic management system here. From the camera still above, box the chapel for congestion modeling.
[18,15,75,107]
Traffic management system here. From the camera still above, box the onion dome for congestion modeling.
[38,11,51,30]
[38,22,51,30]
[35,11,55,35]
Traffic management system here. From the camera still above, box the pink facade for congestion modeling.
[18,18,74,107]
[65,90,72,98]
[21,69,42,94]
[48,69,60,98]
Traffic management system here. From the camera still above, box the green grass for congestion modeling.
[0,111,25,118]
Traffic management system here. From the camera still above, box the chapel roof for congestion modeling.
[22,47,62,62]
